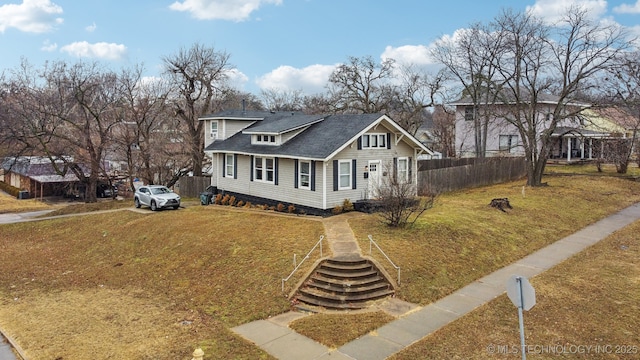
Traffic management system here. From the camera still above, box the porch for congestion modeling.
[549,127,610,162]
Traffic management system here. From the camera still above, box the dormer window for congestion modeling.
[255,134,276,144]
[210,121,218,139]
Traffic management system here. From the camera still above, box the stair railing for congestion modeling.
[368,235,401,285]
[281,235,324,292]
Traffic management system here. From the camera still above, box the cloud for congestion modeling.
[613,1,640,14]
[169,0,282,21]
[60,41,127,61]
[85,22,96,32]
[526,0,607,23]
[381,45,436,66]
[41,39,57,51]
[255,64,337,95]
[0,0,63,33]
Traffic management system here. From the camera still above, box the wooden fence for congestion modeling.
[177,176,211,198]
[417,157,527,195]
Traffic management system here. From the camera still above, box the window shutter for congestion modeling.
[352,159,357,189]
[233,154,238,179]
[222,154,226,178]
[294,159,299,189]
[333,160,338,191]
[387,133,391,149]
[357,136,362,150]
[250,155,254,182]
[274,157,279,185]
[408,157,412,183]
[311,160,316,191]
[393,157,398,182]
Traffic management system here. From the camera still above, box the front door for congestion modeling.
[367,160,382,199]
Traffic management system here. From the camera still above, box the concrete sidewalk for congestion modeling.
[232,203,640,360]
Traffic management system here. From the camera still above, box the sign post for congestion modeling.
[506,275,536,360]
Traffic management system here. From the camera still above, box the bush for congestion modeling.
[287,204,296,213]
[332,205,343,215]
[229,196,237,206]
[236,200,244,207]
[276,203,285,212]
[0,181,21,198]
[244,201,252,208]
[214,194,222,205]
[221,194,230,205]
[342,199,354,212]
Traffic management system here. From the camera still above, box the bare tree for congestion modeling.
[432,22,505,157]
[431,105,457,157]
[260,88,304,111]
[492,7,630,186]
[163,43,232,176]
[376,162,435,227]
[328,56,396,114]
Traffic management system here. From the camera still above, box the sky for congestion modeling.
[2,0,640,96]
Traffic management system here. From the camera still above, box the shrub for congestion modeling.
[229,196,237,206]
[0,181,21,198]
[342,199,354,212]
[332,205,343,215]
[244,201,252,208]
[276,203,285,212]
[236,200,244,207]
[287,204,296,213]
[221,194,230,205]
[214,194,223,205]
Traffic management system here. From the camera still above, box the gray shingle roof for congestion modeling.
[199,110,292,120]
[205,113,386,160]
[243,114,325,134]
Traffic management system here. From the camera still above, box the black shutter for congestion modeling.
[250,155,254,182]
[408,157,412,183]
[274,157,279,185]
[357,136,362,150]
[311,160,316,191]
[393,157,398,182]
[352,159,357,189]
[387,133,391,149]
[294,159,299,189]
[333,160,338,191]
[222,154,226,178]
[233,154,238,179]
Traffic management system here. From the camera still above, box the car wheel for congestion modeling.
[134,198,141,208]
[150,200,157,211]
[173,205,179,210]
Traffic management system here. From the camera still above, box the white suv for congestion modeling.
[134,185,181,211]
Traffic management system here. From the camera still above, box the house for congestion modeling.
[450,94,594,159]
[200,111,433,214]
[549,107,638,161]
[1,156,82,199]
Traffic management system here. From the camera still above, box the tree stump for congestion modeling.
[490,198,512,212]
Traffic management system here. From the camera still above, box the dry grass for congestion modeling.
[0,191,51,214]
[1,170,640,359]
[289,311,395,348]
[39,198,133,216]
[349,175,640,305]
[0,206,325,359]
[389,218,640,359]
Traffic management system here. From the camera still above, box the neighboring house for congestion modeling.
[549,107,638,161]
[200,110,433,214]
[450,94,591,159]
[1,156,82,199]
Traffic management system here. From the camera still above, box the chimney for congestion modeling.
[242,99,246,115]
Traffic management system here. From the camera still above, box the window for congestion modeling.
[338,160,352,189]
[499,135,518,152]
[254,156,275,183]
[464,106,475,121]
[299,161,311,189]
[397,157,408,182]
[225,154,234,177]
[361,134,387,149]
[210,121,218,139]
[255,134,276,144]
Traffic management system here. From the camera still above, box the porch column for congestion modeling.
[580,139,585,159]
[567,136,572,162]
[588,139,593,159]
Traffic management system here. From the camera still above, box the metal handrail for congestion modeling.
[281,235,324,292]
[368,235,401,285]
